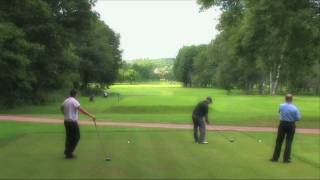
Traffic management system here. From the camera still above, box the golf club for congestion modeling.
[216,130,235,143]
[93,119,111,161]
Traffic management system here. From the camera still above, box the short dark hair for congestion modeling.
[70,89,78,97]
[206,96,213,103]
[285,94,293,102]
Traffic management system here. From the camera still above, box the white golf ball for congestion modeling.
[128,140,130,144]
[258,139,262,143]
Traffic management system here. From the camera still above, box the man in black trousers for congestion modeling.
[270,94,301,163]
[192,97,213,144]
[60,89,96,159]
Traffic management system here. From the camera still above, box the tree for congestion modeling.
[131,60,157,81]
[191,45,214,87]
[0,0,122,107]
[174,46,198,87]
[78,20,121,88]
[197,0,320,94]
[0,22,43,106]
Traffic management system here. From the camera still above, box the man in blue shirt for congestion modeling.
[271,94,301,163]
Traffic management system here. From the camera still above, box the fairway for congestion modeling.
[2,1,319,179]
[2,83,319,128]
[0,122,319,179]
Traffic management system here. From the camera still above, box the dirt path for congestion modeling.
[0,115,319,134]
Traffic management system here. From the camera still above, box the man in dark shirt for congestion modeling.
[192,97,213,144]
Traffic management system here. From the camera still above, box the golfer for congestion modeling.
[60,89,96,159]
[192,97,213,144]
[270,94,301,163]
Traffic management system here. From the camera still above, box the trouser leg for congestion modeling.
[64,121,72,156]
[272,124,285,161]
[199,117,206,142]
[69,122,80,154]
[284,124,295,162]
[193,116,200,143]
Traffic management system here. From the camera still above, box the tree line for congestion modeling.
[118,58,175,83]
[0,0,121,107]
[174,0,319,95]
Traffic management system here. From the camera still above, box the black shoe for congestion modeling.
[283,160,291,163]
[270,158,278,162]
[65,154,76,159]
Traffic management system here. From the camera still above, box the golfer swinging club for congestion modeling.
[192,97,213,144]
[60,89,96,159]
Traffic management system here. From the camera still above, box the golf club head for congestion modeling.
[105,156,111,161]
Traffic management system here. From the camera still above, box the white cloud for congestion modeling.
[94,0,221,60]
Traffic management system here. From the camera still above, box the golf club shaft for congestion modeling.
[93,119,97,127]
[216,130,231,141]
[92,120,108,158]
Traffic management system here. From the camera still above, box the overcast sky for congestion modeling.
[94,0,221,60]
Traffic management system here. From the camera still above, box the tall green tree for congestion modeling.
[78,20,121,88]
[0,0,122,107]
[0,22,43,106]
[197,0,320,94]
[191,45,215,87]
[174,46,198,87]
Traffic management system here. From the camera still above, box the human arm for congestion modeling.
[278,104,281,114]
[60,104,64,114]
[78,107,96,121]
[295,108,301,121]
[205,103,210,124]
[205,114,209,124]
[192,115,196,124]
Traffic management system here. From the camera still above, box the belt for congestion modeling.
[64,119,77,122]
[280,121,295,125]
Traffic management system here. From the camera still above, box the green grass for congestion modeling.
[0,121,319,179]
[1,83,318,178]
[1,82,319,128]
